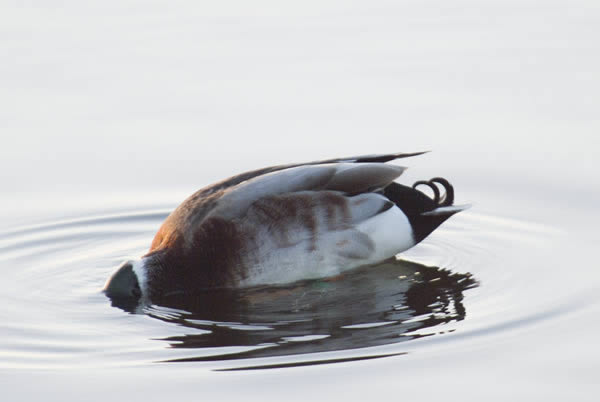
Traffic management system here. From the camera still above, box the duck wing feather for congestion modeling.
[148,152,422,253]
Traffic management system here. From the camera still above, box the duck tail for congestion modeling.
[383,177,469,244]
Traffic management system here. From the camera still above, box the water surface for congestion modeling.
[2,0,600,400]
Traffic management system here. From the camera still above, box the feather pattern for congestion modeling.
[101,151,466,299]
[234,190,407,286]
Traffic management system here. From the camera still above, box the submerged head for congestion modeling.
[103,260,142,300]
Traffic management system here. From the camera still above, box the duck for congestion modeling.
[104,151,468,302]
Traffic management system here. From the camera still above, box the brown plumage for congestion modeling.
[103,151,467,302]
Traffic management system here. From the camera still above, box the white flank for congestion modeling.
[355,205,416,264]
[239,202,416,287]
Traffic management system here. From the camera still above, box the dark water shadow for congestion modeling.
[110,259,477,367]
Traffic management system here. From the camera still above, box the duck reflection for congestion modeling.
[108,259,477,365]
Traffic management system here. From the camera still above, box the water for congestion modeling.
[2,1,600,400]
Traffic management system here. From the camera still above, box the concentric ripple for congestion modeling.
[0,205,573,370]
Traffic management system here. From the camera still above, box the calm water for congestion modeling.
[2,1,600,400]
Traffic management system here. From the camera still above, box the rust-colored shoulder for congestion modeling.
[148,188,227,254]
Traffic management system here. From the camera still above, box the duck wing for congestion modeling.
[208,162,406,220]
[149,152,422,253]
[206,151,428,193]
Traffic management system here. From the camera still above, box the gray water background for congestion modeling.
[1,1,599,400]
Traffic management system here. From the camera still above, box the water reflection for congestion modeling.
[109,259,477,366]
